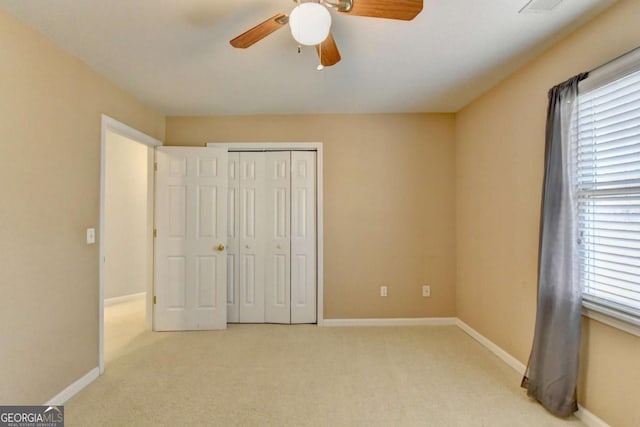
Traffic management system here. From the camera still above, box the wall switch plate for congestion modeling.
[86,228,96,245]
[422,285,431,297]
[380,286,388,297]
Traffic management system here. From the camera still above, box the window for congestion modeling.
[576,49,640,327]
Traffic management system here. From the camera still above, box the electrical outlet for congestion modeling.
[422,285,431,297]
[86,228,96,245]
[380,286,388,297]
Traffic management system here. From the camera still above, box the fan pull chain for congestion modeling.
[296,0,302,55]
[317,43,324,71]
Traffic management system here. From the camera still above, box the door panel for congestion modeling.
[293,254,307,305]
[226,153,240,322]
[291,151,317,324]
[154,147,228,331]
[265,152,291,324]
[167,256,186,308]
[197,186,217,238]
[168,186,186,238]
[196,256,217,308]
[239,153,265,322]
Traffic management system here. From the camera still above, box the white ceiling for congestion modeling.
[0,0,616,115]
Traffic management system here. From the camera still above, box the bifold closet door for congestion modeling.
[226,153,240,323]
[226,150,316,324]
[264,152,291,324]
[238,153,265,322]
[291,151,317,324]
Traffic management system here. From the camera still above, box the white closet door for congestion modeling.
[226,152,240,322]
[239,153,266,322]
[264,152,291,324]
[154,147,228,331]
[291,151,317,324]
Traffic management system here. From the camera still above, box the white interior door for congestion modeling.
[154,147,228,331]
[226,152,240,323]
[291,151,317,324]
[265,152,291,324]
[239,153,265,322]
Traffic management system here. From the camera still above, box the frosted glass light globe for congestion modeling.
[289,3,332,46]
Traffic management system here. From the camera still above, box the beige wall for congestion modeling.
[0,8,164,404]
[104,131,149,300]
[2,0,637,424]
[456,1,640,426]
[166,114,457,319]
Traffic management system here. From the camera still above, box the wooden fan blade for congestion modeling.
[316,32,341,67]
[340,0,423,21]
[230,14,288,48]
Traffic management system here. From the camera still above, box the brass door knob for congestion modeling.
[215,244,225,251]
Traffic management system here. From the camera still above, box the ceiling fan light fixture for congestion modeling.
[289,3,332,46]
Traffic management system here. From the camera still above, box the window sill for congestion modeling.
[582,301,640,338]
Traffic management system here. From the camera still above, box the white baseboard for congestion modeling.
[104,292,146,306]
[576,406,611,427]
[455,319,611,427]
[322,317,457,327]
[455,319,527,374]
[45,367,99,405]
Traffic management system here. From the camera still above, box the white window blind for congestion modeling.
[576,64,640,324]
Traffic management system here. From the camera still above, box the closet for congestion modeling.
[226,151,317,324]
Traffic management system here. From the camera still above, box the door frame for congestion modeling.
[207,142,325,326]
[99,115,162,375]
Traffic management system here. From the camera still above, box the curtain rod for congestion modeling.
[588,45,640,74]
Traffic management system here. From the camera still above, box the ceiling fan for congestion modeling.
[229,0,423,69]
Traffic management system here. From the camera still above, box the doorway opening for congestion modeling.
[99,115,162,374]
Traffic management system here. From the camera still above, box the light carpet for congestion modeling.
[67,301,585,426]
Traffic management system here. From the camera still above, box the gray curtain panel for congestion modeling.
[521,73,589,417]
